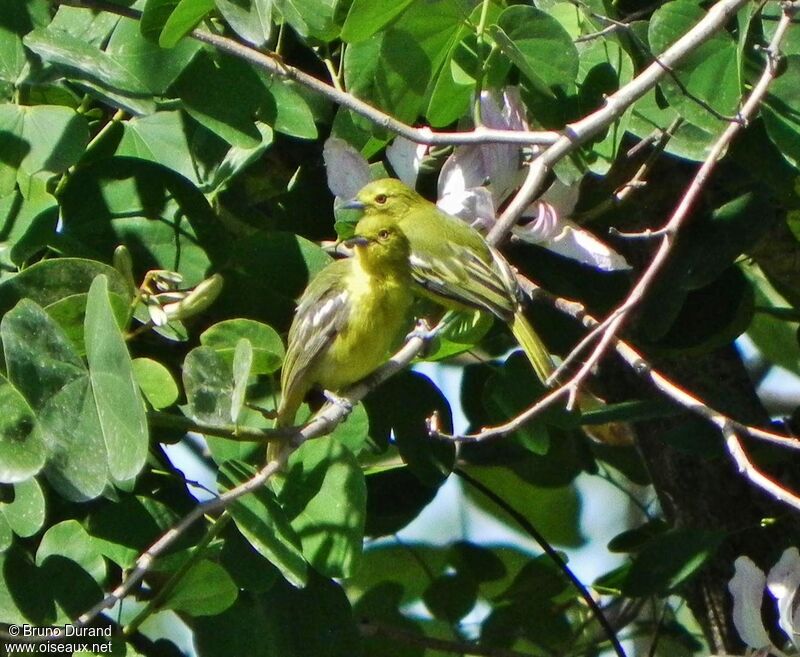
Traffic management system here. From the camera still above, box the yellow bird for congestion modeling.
[344,179,630,444]
[274,214,415,443]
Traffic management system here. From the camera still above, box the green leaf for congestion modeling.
[218,460,308,587]
[340,0,414,42]
[344,0,469,127]
[623,529,725,596]
[183,346,234,425]
[132,358,179,410]
[329,403,370,455]
[423,310,493,362]
[1,186,58,268]
[59,159,228,287]
[23,28,146,93]
[0,479,45,539]
[219,522,280,593]
[173,51,267,148]
[115,111,200,185]
[423,572,477,623]
[648,0,739,133]
[162,559,238,616]
[216,0,273,46]
[0,103,88,194]
[1,299,108,500]
[192,573,360,657]
[494,5,579,92]
[274,437,367,578]
[0,544,55,624]
[159,0,216,48]
[36,520,106,584]
[200,318,285,375]
[85,276,148,482]
[106,17,201,95]
[0,0,30,86]
[263,81,319,139]
[365,371,454,487]
[273,0,338,40]
[763,56,800,169]
[744,261,800,375]
[608,519,669,553]
[88,495,192,569]
[0,374,45,484]
[462,465,585,547]
[0,258,131,318]
[230,338,253,423]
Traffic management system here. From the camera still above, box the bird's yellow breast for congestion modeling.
[314,257,412,391]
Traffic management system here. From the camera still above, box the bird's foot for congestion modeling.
[406,318,436,342]
[323,390,353,417]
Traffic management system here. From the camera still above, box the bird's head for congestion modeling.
[345,214,411,271]
[342,178,424,220]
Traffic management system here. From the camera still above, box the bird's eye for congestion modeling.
[375,194,387,205]
[378,229,390,240]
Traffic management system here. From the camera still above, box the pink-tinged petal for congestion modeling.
[323,137,371,199]
[386,132,430,187]
[540,179,580,218]
[514,203,631,271]
[767,547,800,648]
[437,188,496,231]
[729,556,772,651]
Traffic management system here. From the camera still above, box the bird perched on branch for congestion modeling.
[343,178,630,445]
[271,213,415,460]
[343,178,553,381]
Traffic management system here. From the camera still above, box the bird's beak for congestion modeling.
[343,235,370,248]
[340,198,366,210]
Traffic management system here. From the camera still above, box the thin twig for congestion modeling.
[0,323,440,643]
[487,0,753,245]
[50,0,560,147]
[456,469,627,657]
[496,1,797,421]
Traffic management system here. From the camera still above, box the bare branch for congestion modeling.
[487,0,754,245]
[51,0,560,147]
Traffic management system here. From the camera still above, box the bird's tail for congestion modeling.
[268,396,298,464]
[510,308,555,384]
[510,308,633,445]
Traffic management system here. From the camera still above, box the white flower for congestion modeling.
[729,548,800,655]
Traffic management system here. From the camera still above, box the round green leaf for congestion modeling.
[648,0,739,132]
[36,519,106,584]
[274,437,367,578]
[200,318,285,375]
[162,559,238,616]
[495,5,578,92]
[132,358,179,410]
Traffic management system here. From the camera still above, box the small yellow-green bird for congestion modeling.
[274,213,415,436]
[343,178,553,383]
[343,179,631,445]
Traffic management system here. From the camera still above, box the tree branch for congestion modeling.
[0,323,439,642]
[486,0,755,245]
[51,0,560,147]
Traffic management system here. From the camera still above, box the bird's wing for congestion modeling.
[399,205,519,321]
[279,262,352,420]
